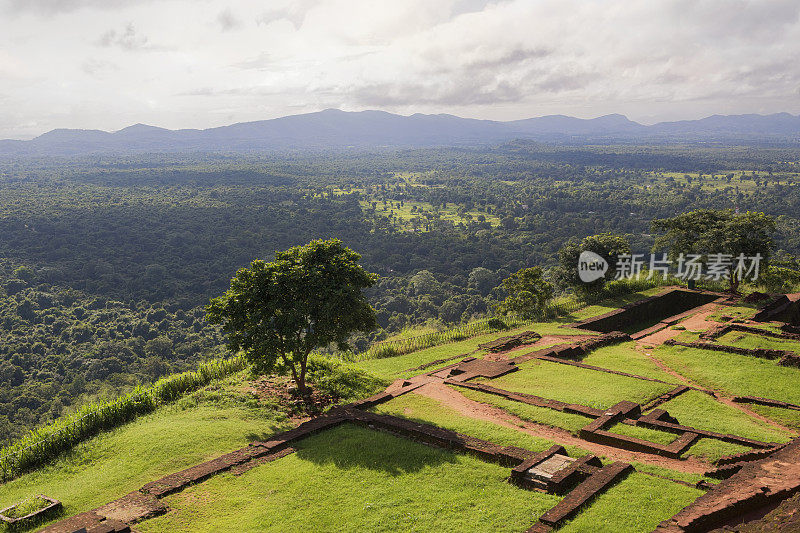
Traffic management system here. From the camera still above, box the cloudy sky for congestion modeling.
[1,0,799,139]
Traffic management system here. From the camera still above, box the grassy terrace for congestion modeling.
[579,342,680,382]
[706,305,758,322]
[0,374,291,531]
[559,473,703,533]
[137,424,558,533]
[566,287,665,321]
[653,344,800,405]
[368,395,704,532]
[351,320,593,381]
[476,359,675,410]
[650,390,793,461]
[716,331,800,353]
[372,392,578,455]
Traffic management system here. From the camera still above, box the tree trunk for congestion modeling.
[281,352,303,395]
[297,352,310,397]
[729,270,740,293]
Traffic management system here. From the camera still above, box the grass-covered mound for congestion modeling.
[0,358,386,531]
[0,374,290,531]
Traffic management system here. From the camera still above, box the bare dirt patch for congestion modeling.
[636,303,721,346]
[245,375,335,417]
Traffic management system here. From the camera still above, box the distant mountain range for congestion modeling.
[2,109,799,156]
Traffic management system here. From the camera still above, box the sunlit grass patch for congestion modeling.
[136,424,560,533]
[559,472,703,533]
[653,390,791,444]
[653,344,800,405]
[455,387,591,434]
[480,359,674,410]
[716,331,800,353]
[581,342,681,382]
[0,398,289,531]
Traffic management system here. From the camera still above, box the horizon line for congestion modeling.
[3,108,799,143]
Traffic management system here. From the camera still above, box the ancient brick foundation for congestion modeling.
[655,437,800,532]
[568,288,721,333]
[479,331,541,352]
[664,339,799,367]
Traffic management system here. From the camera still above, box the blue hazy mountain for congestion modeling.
[2,109,799,156]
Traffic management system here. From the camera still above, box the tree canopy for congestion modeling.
[652,209,775,292]
[555,234,631,296]
[206,239,378,394]
[496,266,554,319]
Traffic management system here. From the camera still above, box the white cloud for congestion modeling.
[0,0,799,138]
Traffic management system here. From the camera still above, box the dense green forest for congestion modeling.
[1,142,800,441]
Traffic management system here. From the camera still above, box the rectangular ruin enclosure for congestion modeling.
[0,495,62,525]
[573,289,719,334]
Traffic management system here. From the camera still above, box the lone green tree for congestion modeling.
[652,209,775,292]
[554,233,631,296]
[206,239,378,395]
[496,266,554,319]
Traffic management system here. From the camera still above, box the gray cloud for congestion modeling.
[3,0,148,15]
[216,8,242,32]
[255,1,316,29]
[346,45,565,107]
[81,58,118,76]
[96,23,148,50]
[2,0,800,139]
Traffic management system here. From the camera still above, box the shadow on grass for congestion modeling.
[243,428,287,442]
[293,423,458,476]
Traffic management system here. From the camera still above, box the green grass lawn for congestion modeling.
[136,424,559,533]
[351,321,591,381]
[559,472,703,533]
[0,399,289,531]
[652,390,790,443]
[653,344,800,405]
[749,404,800,431]
[580,342,682,382]
[478,359,675,410]
[455,387,591,434]
[607,423,677,446]
[370,392,578,455]
[706,305,758,322]
[716,331,800,353]
[649,389,792,462]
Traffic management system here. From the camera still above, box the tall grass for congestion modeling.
[346,298,583,362]
[0,356,245,482]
